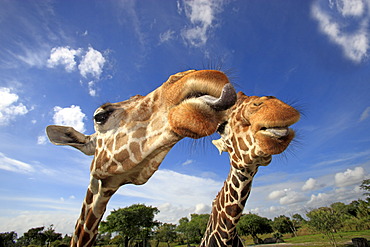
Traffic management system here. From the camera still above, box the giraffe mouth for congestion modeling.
[259,126,291,138]
[190,83,237,111]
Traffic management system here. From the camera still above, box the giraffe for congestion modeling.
[46,69,237,247]
[200,92,300,247]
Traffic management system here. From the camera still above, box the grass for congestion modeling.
[238,229,370,247]
[283,230,370,246]
[108,230,370,247]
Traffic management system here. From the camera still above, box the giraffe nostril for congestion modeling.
[253,102,263,106]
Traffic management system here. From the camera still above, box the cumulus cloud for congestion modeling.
[268,189,287,200]
[308,192,331,206]
[47,46,106,96]
[302,178,318,191]
[0,153,35,174]
[116,169,222,223]
[0,208,78,235]
[268,188,307,205]
[194,203,211,214]
[0,87,28,126]
[78,47,106,79]
[180,0,225,46]
[280,191,307,205]
[119,169,221,204]
[360,106,370,121]
[53,105,86,133]
[335,166,366,187]
[47,46,82,72]
[311,0,370,63]
[87,81,97,97]
[336,0,365,17]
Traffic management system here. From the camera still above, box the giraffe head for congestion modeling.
[213,92,300,167]
[46,70,236,185]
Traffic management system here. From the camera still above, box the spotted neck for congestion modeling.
[200,124,272,247]
[71,177,116,247]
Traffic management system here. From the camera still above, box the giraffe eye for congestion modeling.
[94,110,114,125]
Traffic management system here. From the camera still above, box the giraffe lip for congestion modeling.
[259,126,290,138]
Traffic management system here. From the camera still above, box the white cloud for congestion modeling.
[53,105,86,133]
[335,166,366,187]
[181,0,225,46]
[159,29,176,43]
[47,46,82,72]
[194,203,211,214]
[78,47,106,79]
[181,159,194,166]
[360,106,370,121]
[302,178,318,191]
[37,135,47,145]
[336,0,365,17]
[268,188,306,205]
[0,87,28,126]
[279,191,306,205]
[0,210,78,236]
[308,192,331,206]
[311,0,370,63]
[87,81,97,97]
[116,169,222,223]
[268,189,287,200]
[16,46,49,68]
[46,46,106,96]
[118,169,221,205]
[0,153,35,174]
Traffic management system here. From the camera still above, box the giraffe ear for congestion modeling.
[46,125,96,156]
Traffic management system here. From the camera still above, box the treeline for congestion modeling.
[1,179,369,247]
[0,225,71,247]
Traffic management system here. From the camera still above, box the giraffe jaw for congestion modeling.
[255,127,295,155]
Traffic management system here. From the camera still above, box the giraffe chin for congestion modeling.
[255,129,295,155]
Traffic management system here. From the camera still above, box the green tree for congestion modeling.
[95,232,112,246]
[187,214,209,243]
[355,199,370,219]
[58,234,71,246]
[176,217,191,245]
[176,214,209,245]
[272,215,296,236]
[0,231,17,247]
[306,207,342,247]
[19,226,47,246]
[291,213,306,234]
[43,225,62,246]
[360,178,370,201]
[100,204,159,247]
[237,213,273,244]
[154,223,177,247]
[347,200,361,217]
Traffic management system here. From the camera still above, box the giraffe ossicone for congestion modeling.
[46,70,237,247]
[200,92,300,247]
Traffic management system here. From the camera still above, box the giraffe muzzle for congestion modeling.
[199,83,237,111]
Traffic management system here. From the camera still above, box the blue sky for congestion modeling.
[1,0,370,236]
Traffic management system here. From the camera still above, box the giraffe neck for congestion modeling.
[71,176,117,247]
[200,163,259,247]
[200,122,272,247]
